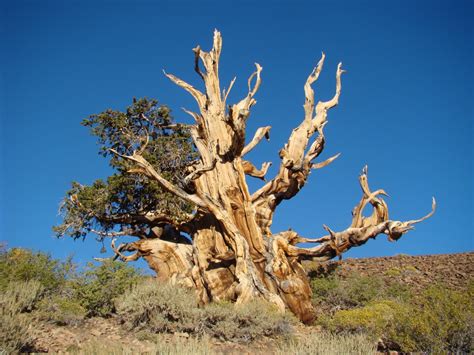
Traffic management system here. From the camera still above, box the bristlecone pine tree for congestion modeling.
[56,31,435,323]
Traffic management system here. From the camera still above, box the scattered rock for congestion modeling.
[311,252,473,292]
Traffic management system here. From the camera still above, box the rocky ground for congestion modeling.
[31,252,473,353]
[33,316,286,354]
[311,252,473,292]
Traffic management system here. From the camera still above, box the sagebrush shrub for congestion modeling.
[202,300,295,342]
[117,279,295,342]
[0,312,34,353]
[319,299,405,337]
[0,280,44,313]
[117,280,199,332]
[0,280,43,353]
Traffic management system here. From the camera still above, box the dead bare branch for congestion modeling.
[164,71,207,108]
[241,126,271,156]
[242,160,272,180]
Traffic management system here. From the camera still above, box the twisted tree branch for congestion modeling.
[242,126,271,156]
[242,160,272,180]
[110,149,207,209]
[164,71,207,109]
[250,57,344,234]
[274,167,436,261]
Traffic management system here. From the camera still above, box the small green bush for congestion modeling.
[320,299,405,337]
[0,248,73,292]
[311,273,386,310]
[117,279,295,343]
[402,265,418,273]
[310,276,339,300]
[311,271,415,314]
[385,265,418,277]
[277,331,377,355]
[383,281,412,302]
[73,260,142,317]
[405,285,473,353]
[37,293,86,325]
[384,267,401,277]
[342,274,383,306]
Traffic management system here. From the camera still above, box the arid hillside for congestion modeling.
[2,249,472,354]
[309,252,473,292]
[34,252,473,353]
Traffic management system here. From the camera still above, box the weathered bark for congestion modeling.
[105,31,435,323]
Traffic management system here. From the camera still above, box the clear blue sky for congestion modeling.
[1,0,472,267]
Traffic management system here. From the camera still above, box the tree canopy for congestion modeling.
[54,98,196,243]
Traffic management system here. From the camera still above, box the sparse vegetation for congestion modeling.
[0,248,142,324]
[311,269,474,353]
[1,247,472,353]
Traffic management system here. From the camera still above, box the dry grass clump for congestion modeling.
[67,335,213,355]
[276,331,377,355]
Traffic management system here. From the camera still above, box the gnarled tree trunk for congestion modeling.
[108,31,435,323]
